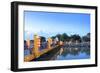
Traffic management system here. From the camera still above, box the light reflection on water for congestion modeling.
[56,46,90,60]
[24,44,90,61]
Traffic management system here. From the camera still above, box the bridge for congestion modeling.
[24,34,63,62]
[24,45,62,62]
[24,34,89,62]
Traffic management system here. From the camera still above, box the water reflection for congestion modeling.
[56,46,90,60]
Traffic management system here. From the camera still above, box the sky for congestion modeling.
[24,11,90,40]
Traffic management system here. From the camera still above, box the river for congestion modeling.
[56,46,90,60]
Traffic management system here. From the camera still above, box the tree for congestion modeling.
[82,33,90,42]
[40,36,46,43]
[51,36,56,41]
[87,33,90,39]
[70,34,81,42]
[55,33,69,42]
[56,34,62,41]
[62,33,70,42]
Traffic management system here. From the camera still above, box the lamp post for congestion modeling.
[47,38,52,49]
[33,34,41,58]
[26,32,30,49]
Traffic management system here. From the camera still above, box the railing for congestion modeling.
[24,34,64,62]
[24,45,59,62]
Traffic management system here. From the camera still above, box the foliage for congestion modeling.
[39,33,90,43]
[70,34,81,42]
[82,33,90,42]
[40,36,46,43]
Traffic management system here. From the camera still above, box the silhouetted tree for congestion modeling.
[51,36,56,41]
[70,34,81,42]
[62,33,70,42]
[40,36,46,43]
[56,34,62,41]
[82,33,90,42]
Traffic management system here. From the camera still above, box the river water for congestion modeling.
[24,44,90,61]
[56,46,90,60]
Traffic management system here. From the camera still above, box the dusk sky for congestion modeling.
[24,11,90,40]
